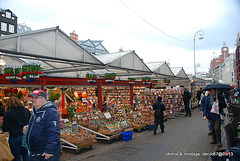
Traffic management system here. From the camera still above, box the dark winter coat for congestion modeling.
[2,106,30,137]
[203,94,226,120]
[153,101,165,118]
[196,90,202,100]
[26,101,61,155]
[200,95,209,112]
[0,104,5,116]
[183,90,191,102]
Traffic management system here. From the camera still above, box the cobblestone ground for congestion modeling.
[61,109,227,161]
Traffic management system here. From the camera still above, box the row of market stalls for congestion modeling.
[0,26,199,151]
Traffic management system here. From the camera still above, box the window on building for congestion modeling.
[12,17,14,20]
[9,24,14,33]
[2,14,5,17]
[6,11,11,18]
[1,22,7,31]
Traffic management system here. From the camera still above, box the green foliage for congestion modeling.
[49,89,61,101]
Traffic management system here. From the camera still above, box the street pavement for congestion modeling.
[61,109,226,161]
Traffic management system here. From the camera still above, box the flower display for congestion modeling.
[103,72,116,83]
[163,78,171,85]
[151,79,158,85]
[3,66,22,83]
[22,63,42,82]
[85,72,97,84]
[141,76,151,84]
[128,77,136,84]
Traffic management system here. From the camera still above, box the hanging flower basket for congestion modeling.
[22,63,42,82]
[103,72,116,83]
[85,72,97,84]
[151,79,158,85]
[141,76,151,84]
[3,66,22,83]
[163,78,171,85]
[128,77,136,84]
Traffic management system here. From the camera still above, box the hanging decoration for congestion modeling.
[85,72,97,84]
[128,77,136,84]
[163,78,171,85]
[22,63,42,82]
[141,76,151,84]
[151,79,158,85]
[3,66,22,83]
[103,72,116,83]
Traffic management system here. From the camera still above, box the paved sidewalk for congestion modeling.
[61,109,224,161]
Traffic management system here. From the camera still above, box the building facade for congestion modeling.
[235,32,240,87]
[70,31,109,55]
[0,8,18,36]
[209,43,234,83]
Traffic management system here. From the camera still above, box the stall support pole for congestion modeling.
[98,80,103,111]
[130,84,133,107]
[62,90,65,112]
[42,77,47,93]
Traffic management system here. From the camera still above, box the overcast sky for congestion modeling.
[1,0,240,74]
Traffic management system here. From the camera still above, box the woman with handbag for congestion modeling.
[2,96,31,161]
[203,89,226,147]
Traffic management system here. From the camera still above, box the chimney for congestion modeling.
[70,30,78,42]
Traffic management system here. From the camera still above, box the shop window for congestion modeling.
[1,22,7,31]
[9,24,14,33]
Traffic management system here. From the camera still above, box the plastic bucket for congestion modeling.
[121,131,133,141]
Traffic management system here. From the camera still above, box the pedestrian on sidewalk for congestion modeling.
[183,87,192,117]
[2,96,31,161]
[200,91,211,135]
[203,89,226,147]
[23,90,61,161]
[196,88,203,109]
[153,96,165,135]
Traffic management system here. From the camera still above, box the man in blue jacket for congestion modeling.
[23,90,61,161]
[203,89,226,148]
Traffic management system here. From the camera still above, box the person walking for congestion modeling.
[183,88,192,117]
[2,96,31,161]
[133,93,140,108]
[233,88,239,103]
[23,89,61,161]
[203,89,226,147]
[196,88,203,109]
[153,96,165,135]
[200,91,212,135]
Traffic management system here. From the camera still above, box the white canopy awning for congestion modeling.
[170,67,189,79]
[0,26,187,80]
[145,61,175,79]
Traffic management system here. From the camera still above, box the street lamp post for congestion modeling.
[193,30,204,77]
